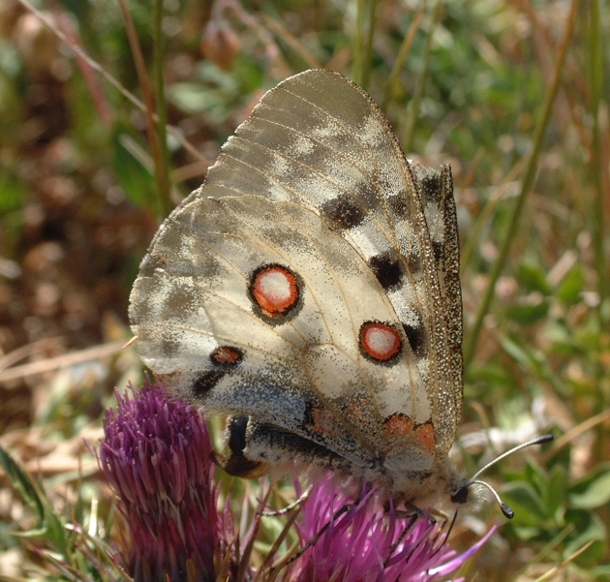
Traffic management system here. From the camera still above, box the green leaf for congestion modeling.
[0,174,26,214]
[500,335,531,367]
[111,122,156,208]
[167,60,244,123]
[590,564,610,579]
[0,447,70,557]
[569,465,610,509]
[56,0,91,20]
[516,262,552,294]
[501,480,548,526]
[556,265,585,305]
[167,82,232,122]
[466,362,514,386]
[506,300,549,324]
[0,446,45,531]
[500,335,543,372]
[546,464,568,518]
[563,510,607,568]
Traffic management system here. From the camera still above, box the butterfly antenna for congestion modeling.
[452,434,553,519]
[469,479,514,518]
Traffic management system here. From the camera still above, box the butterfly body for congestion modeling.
[130,69,468,511]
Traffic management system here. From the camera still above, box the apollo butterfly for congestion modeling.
[129,69,550,515]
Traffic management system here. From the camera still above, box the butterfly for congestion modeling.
[129,69,547,515]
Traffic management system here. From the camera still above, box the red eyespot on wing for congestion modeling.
[211,346,244,366]
[414,423,435,453]
[309,407,339,437]
[384,413,413,436]
[360,322,402,362]
[250,265,300,318]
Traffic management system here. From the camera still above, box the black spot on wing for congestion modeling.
[420,174,442,203]
[369,252,404,290]
[432,241,443,262]
[402,309,427,359]
[194,347,245,397]
[193,370,225,397]
[406,252,421,275]
[321,194,365,230]
[387,193,408,218]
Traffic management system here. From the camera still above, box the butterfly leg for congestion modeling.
[260,484,313,517]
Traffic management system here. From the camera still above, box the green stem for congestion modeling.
[360,0,377,90]
[587,0,607,457]
[402,2,439,153]
[589,0,606,322]
[384,0,427,109]
[153,0,172,218]
[463,0,580,370]
[352,0,366,86]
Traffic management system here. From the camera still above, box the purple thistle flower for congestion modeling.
[97,378,219,582]
[291,475,496,582]
[95,380,495,581]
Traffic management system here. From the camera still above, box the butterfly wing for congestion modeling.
[130,192,432,466]
[129,69,462,481]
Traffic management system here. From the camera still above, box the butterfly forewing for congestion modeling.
[211,70,461,452]
[130,69,464,501]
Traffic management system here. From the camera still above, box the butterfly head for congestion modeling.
[447,434,554,518]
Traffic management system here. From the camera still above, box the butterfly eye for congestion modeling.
[450,485,469,505]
